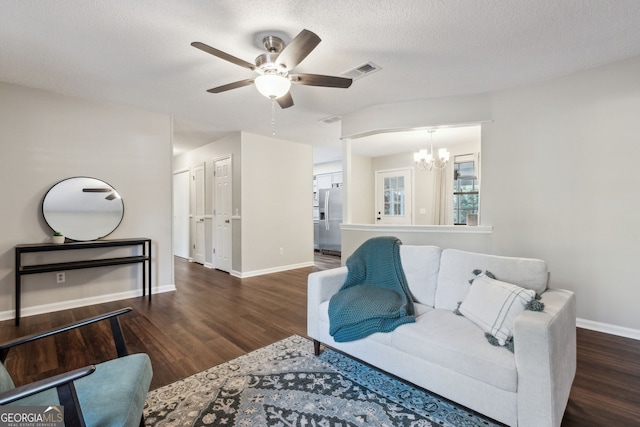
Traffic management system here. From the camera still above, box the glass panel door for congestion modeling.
[375,168,413,224]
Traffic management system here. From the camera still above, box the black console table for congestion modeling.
[15,238,152,325]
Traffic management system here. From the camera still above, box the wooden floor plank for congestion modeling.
[1,253,639,426]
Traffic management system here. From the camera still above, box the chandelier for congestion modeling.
[414,130,450,171]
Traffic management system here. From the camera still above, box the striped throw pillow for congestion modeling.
[458,272,537,346]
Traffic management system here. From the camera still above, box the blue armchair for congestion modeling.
[0,307,152,427]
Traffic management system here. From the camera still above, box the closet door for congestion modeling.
[213,156,232,272]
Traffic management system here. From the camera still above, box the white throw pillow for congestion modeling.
[458,272,537,345]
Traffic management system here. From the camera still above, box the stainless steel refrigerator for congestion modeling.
[318,186,342,253]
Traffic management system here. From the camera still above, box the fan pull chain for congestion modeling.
[271,99,276,136]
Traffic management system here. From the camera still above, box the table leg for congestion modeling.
[15,249,20,326]
[148,240,152,301]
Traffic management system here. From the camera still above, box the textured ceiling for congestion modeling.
[2,1,640,162]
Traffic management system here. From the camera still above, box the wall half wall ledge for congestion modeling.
[341,224,493,234]
[340,223,494,261]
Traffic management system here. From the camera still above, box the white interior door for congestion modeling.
[375,168,413,225]
[213,156,232,272]
[172,169,190,259]
[193,164,205,264]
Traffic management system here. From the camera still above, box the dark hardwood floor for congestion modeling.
[1,253,639,426]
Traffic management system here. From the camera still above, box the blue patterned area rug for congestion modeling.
[144,335,502,426]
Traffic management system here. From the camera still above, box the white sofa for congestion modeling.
[307,246,576,427]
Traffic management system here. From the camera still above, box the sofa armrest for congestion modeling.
[0,365,96,405]
[513,288,576,427]
[307,266,348,339]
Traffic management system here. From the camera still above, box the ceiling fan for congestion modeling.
[192,29,353,109]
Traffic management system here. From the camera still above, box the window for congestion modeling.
[384,175,405,216]
[453,154,479,225]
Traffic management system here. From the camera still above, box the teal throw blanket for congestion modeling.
[328,236,415,342]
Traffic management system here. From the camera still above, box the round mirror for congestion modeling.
[42,177,124,241]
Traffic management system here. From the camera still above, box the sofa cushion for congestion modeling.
[320,299,516,392]
[393,309,518,392]
[318,301,434,347]
[400,245,441,306]
[458,272,537,345]
[319,300,391,345]
[435,249,548,311]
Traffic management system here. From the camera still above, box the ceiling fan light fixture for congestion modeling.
[254,74,291,99]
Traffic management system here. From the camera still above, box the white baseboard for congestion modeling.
[231,261,315,278]
[0,285,177,323]
[577,317,640,341]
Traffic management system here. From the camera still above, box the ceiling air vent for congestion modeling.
[319,115,342,124]
[342,62,382,80]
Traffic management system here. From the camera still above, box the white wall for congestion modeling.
[314,160,342,176]
[240,132,314,275]
[0,82,173,320]
[482,55,640,333]
[348,153,374,224]
[341,93,492,138]
[340,55,640,336]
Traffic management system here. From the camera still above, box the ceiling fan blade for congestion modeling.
[207,78,255,93]
[277,92,294,109]
[191,41,256,70]
[290,73,353,88]
[275,29,321,70]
